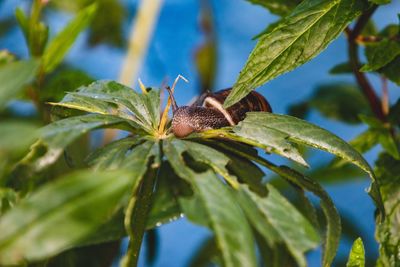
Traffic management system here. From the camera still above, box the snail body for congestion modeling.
[166,88,272,138]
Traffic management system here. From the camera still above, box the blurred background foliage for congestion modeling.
[0,0,399,266]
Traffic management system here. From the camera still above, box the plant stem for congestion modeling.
[347,5,386,121]
[104,0,164,145]
[381,76,389,116]
[118,0,164,87]
[123,162,158,267]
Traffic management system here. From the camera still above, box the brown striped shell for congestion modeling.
[167,88,272,138]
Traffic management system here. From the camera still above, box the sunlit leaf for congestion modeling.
[224,0,366,107]
[234,119,308,167]
[243,113,375,178]
[346,238,365,267]
[51,81,160,133]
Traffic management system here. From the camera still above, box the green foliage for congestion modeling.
[1,0,400,266]
[361,39,400,72]
[0,60,39,109]
[42,4,97,73]
[346,238,365,267]
[49,0,126,47]
[290,84,371,124]
[0,79,377,266]
[224,0,367,107]
[329,62,354,74]
[0,169,134,265]
[240,185,320,267]
[41,68,94,102]
[246,0,301,16]
[369,0,391,4]
[375,153,400,267]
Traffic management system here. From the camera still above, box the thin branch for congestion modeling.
[347,5,386,121]
[122,163,158,267]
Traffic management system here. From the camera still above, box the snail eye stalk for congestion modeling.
[166,86,178,114]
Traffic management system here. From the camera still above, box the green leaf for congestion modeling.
[273,165,341,267]
[0,121,38,157]
[236,188,281,247]
[329,62,353,74]
[246,0,301,16]
[242,185,320,267]
[242,113,383,213]
[361,39,400,72]
[176,139,241,188]
[191,134,341,267]
[51,81,160,133]
[146,162,181,229]
[0,169,134,265]
[346,238,365,267]
[360,115,400,160]
[243,113,374,176]
[374,153,400,267]
[32,114,128,171]
[87,0,125,47]
[0,188,18,216]
[163,140,258,267]
[42,4,98,73]
[233,119,308,167]
[0,50,15,66]
[189,237,222,267]
[122,147,160,267]
[0,60,39,109]
[14,8,29,40]
[41,68,94,102]
[368,0,391,4]
[86,137,140,170]
[222,146,267,196]
[380,56,400,85]
[307,84,371,124]
[224,0,366,107]
[379,24,399,38]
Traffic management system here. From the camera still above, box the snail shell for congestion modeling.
[167,88,272,138]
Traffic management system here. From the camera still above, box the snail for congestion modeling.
[166,87,272,138]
